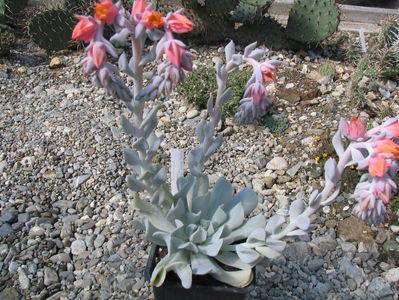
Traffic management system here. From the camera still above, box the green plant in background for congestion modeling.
[262,115,290,135]
[178,65,252,117]
[28,9,77,52]
[318,61,335,78]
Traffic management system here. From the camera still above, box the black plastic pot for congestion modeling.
[144,245,255,300]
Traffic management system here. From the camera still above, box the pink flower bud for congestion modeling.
[343,116,366,141]
[91,42,107,69]
[164,40,185,68]
[167,13,194,33]
[131,0,147,22]
[368,154,391,177]
[72,16,97,43]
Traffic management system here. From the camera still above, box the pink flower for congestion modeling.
[343,116,366,141]
[260,63,276,82]
[373,139,399,159]
[94,0,118,24]
[72,16,97,43]
[167,13,194,33]
[141,10,164,30]
[250,82,266,105]
[368,154,391,177]
[383,121,399,138]
[90,42,107,68]
[131,0,147,22]
[164,40,185,68]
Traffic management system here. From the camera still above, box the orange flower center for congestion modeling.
[147,12,164,27]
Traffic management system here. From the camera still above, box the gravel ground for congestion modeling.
[1,36,399,300]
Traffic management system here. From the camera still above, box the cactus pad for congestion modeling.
[232,2,264,23]
[286,0,339,44]
[28,9,77,52]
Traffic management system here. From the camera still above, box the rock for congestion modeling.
[338,217,373,245]
[308,259,324,272]
[0,211,17,223]
[222,126,234,136]
[312,235,337,256]
[284,241,310,261]
[71,240,86,256]
[49,57,63,69]
[29,225,45,237]
[367,277,393,299]
[384,268,399,283]
[186,110,199,119]
[254,157,267,169]
[266,157,288,170]
[50,253,71,263]
[94,234,105,248]
[0,287,19,299]
[339,256,364,285]
[44,266,59,286]
[390,225,399,233]
[53,200,75,211]
[0,223,13,237]
[8,261,19,274]
[263,176,275,189]
[341,242,356,253]
[72,174,91,188]
[252,179,264,193]
[18,267,30,289]
[286,162,302,177]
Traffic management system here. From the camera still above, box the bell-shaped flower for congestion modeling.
[380,120,399,138]
[373,138,399,158]
[167,13,194,33]
[94,0,118,24]
[72,16,98,43]
[90,42,107,69]
[368,154,391,177]
[141,10,164,30]
[260,62,276,82]
[247,81,266,105]
[131,0,147,23]
[343,116,366,141]
[164,39,186,68]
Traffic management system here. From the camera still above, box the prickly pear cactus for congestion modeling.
[5,0,28,16]
[286,0,340,44]
[28,9,77,52]
[232,2,264,23]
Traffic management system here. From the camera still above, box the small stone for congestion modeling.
[50,253,71,263]
[71,240,86,256]
[312,235,337,256]
[94,234,105,248]
[263,176,275,189]
[49,57,63,69]
[284,241,310,261]
[18,267,30,289]
[186,110,199,119]
[0,287,19,299]
[8,261,19,274]
[72,174,91,188]
[0,223,13,237]
[29,226,45,237]
[339,256,364,285]
[252,179,264,193]
[44,266,59,286]
[367,277,393,298]
[325,220,336,228]
[341,242,356,253]
[367,91,377,100]
[0,211,17,223]
[222,126,234,136]
[286,162,302,177]
[390,225,399,233]
[384,268,399,282]
[308,259,324,272]
[266,157,288,170]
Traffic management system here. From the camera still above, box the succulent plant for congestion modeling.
[263,115,290,135]
[286,0,340,45]
[318,61,335,78]
[4,0,28,16]
[232,2,264,23]
[28,9,77,52]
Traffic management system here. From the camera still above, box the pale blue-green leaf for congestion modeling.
[247,228,265,243]
[231,54,242,66]
[264,238,286,252]
[190,226,207,244]
[324,158,337,182]
[309,190,321,208]
[139,43,157,66]
[207,95,213,116]
[167,199,185,222]
[228,215,266,241]
[236,244,261,263]
[225,187,257,216]
[244,41,257,57]
[225,202,245,231]
[185,211,201,225]
[147,134,163,157]
[196,120,206,143]
[110,28,130,46]
[178,242,199,253]
[207,222,215,236]
[118,52,128,71]
[144,219,167,246]
[198,239,223,256]
[215,252,254,270]
[286,229,308,236]
[124,149,141,166]
[171,262,192,289]
[204,135,223,158]
[150,261,167,287]
[265,215,285,234]
[152,166,166,186]
[141,105,159,130]
[208,178,233,218]
[127,175,147,191]
[248,48,264,60]
[121,115,141,137]
[289,199,304,220]
[332,128,344,157]
[255,246,281,259]
[294,215,310,230]
[225,40,235,62]
[133,195,175,232]
[204,121,215,139]
[217,88,232,107]
[210,268,253,288]
[211,205,228,227]
[191,253,216,275]
[133,137,147,153]
[351,147,365,163]
[171,219,186,240]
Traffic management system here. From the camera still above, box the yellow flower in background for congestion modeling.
[323,153,328,157]
[315,136,320,141]
[315,156,320,163]
[350,165,355,169]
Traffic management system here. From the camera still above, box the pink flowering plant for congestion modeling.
[71,0,399,290]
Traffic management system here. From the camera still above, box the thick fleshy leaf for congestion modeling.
[121,115,141,137]
[198,239,223,256]
[324,158,337,182]
[205,135,223,158]
[127,175,147,191]
[191,253,216,275]
[225,203,245,231]
[207,95,214,116]
[211,206,228,227]
[228,215,266,242]
[167,199,185,222]
[247,228,265,243]
[178,242,199,253]
[244,41,257,57]
[265,215,285,234]
[225,187,257,216]
[139,43,157,66]
[286,229,308,236]
[215,252,254,270]
[351,147,365,164]
[124,149,141,166]
[264,238,286,252]
[118,52,128,70]
[190,226,207,244]
[236,244,261,263]
[332,129,344,157]
[217,88,232,107]
[196,120,206,142]
[248,49,264,60]
[255,246,281,259]
[308,189,320,208]
[225,40,235,62]
[210,268,253,288]
[204,121,215,139]
[207,178,234,218]
[289,199,304,220]
[172,262,192,289]
[231,54,242,66]
[294,215,310,230]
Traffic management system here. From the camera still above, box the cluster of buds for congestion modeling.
[71,0,194,102]
[339,116,399,223]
